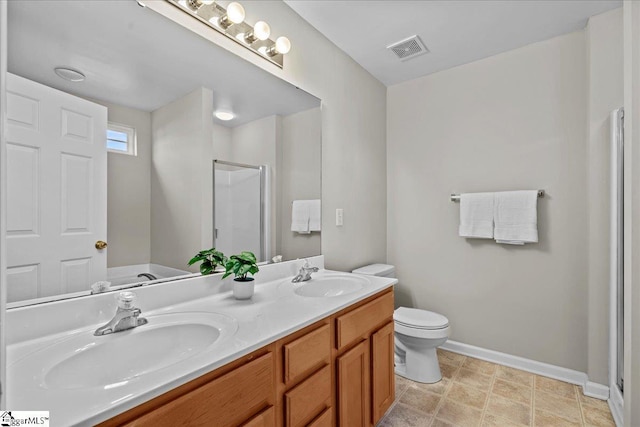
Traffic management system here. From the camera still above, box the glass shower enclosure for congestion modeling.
[213,160,268,262]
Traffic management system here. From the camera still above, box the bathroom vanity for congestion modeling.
[6,257,396,426]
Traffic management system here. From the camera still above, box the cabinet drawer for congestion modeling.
[308,407,332,427]
[284,365,331,427]
[336,291,394,350]
[284,324,330,385]
[242,406,275,427]
[126,353,274,427]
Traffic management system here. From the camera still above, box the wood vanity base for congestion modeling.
[98,287,394,427]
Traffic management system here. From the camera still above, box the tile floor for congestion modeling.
[378,349,616,427]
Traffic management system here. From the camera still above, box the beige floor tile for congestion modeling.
[534,409,582,427]
[430,418,458,427]
[462,357,498,376]
[377,403,432,427]
[534,390,582,423]
[496,366,534,388]
[582,405,616,427]
[441,363,459,381]
[578,393,610,411]
[455,368,493,392]
[396,375,411,397]
[492,378,533,405]
[399,386,442,416]
[437,349,465,367]
[482,413,529,427]
[447,382,488,410]
[486,395,531,426]
[535,376,577,400]
[435,399,483,427]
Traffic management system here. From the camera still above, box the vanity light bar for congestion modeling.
[166,0,290,68]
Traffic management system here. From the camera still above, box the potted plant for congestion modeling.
[188,248,227,275]
[222,251,260,299]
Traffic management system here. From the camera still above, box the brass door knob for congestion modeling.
[95,240,108,250]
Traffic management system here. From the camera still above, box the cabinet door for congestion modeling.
[125,353,274,427]
[337,340,370,427]
[371,322,395,424]
[242,406,275,427]
[284,365,331,427]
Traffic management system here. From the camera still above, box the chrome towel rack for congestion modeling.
[451,190,545,202]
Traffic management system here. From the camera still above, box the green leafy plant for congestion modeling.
[222,251,259,281]
[188,248,227,275]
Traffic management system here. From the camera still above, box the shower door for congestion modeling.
[213,160,267,262]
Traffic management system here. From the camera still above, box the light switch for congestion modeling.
[336,208,344,226]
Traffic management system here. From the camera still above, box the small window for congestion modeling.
[107,122,136,156]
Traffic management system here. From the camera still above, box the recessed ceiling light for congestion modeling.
[214,111,235,121]
[54,67,86,82]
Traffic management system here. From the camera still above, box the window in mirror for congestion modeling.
[107,122,136,155]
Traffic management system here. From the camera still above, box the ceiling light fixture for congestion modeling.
[214,111,235,121]
[167,0,291,68]
[54,67,86,82]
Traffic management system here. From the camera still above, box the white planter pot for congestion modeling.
[233,279,255,300]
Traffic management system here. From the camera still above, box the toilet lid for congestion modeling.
[394,307,449,330]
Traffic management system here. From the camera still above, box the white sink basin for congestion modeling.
[293,274,369,297]
[14,312,238,390]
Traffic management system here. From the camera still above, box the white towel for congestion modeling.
[308,199,321,231]
[459,192,494,239]
[494,191,538,244]
[291,200,310,234]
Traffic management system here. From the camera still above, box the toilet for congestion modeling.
[352,264,450,384]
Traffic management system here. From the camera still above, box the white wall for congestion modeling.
[88,100,152,268]
[388,31,589,372]
[586,8,623,385]
[146,1,387,272]
[150,87,213,272]
[280,107,322,260]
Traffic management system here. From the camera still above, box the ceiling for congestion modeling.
[285,0,621,86]
[8,0,319,127]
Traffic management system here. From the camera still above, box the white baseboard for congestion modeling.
[440,340,610,401]
[608,385,623,427]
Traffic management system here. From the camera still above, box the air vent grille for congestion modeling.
[387,35,429,61]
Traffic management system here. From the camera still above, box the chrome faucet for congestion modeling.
[94,291,148,336]
[292,260,319,283]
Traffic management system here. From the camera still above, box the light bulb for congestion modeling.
[253,21,271,41]
[226,2,245,24]
[275,36,291,54]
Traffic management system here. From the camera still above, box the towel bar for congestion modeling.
[450,190,545,202]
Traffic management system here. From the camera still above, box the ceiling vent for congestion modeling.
[387,35,429,61]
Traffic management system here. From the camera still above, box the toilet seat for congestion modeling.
[394,307,449,330]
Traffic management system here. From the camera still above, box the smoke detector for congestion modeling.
[387,35,429,61]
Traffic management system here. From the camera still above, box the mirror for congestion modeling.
[5,0,321,307]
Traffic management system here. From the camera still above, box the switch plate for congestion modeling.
[336,208,344,226]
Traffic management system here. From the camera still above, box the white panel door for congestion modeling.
[5,73,107,302]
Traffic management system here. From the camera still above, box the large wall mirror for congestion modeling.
[5,0,321,308]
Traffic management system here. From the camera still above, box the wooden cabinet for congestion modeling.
[371,322,395,422]
[101,288,394,427]
[335,292,395,426]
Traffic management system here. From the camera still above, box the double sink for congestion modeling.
[11,272,371,392]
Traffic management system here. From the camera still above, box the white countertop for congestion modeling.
[6,256,396,426]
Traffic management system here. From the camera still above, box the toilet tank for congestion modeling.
[352,263,396,278]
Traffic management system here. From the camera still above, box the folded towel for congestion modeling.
[309,200,321,231]
[494,190,538,244]
[291,200,310,234]
[459,192,494,238]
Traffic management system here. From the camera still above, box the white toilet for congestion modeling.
[352,264,450,384]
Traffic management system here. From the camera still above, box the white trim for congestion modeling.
[440,340,610,401]
[609,384,624,427]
